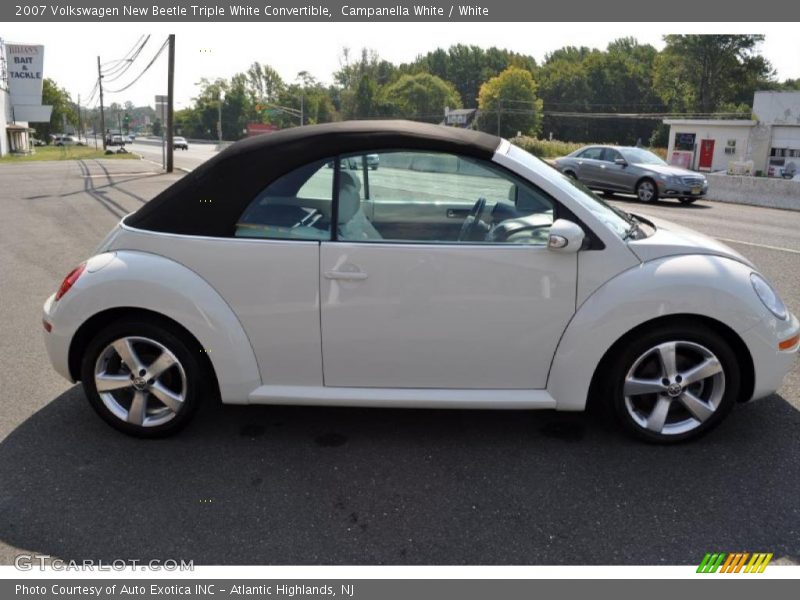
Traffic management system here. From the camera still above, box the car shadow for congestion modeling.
[1,386,798,565]
[604,193,712,210]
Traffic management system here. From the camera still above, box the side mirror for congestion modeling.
[614,158,628,167]
[548,219,586,253]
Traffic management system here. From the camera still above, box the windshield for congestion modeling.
[507,143,633,239]
[619,147,666,166]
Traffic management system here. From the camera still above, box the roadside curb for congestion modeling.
[135,153,193,173]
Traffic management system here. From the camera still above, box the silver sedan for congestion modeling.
[553,145,708,205]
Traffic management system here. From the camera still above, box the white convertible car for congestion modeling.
[42,121,798,442]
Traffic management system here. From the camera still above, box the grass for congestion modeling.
[511,136,667,160]
[0,145,139,163]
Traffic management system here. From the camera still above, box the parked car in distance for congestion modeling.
[553,145,708,205]
[31,137,45,147]
[106,134,126,147]
[53,135,82,146]
[173,136,189,150]
[127,134,136,143]
[42,121,798,442]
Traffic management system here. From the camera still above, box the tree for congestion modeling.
[654,35,774,114]
[37,78,77,142]
[405,44,537,108]
[477,67,543,138]
[381,73,462,121]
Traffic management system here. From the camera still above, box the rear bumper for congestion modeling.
[742,312,799,400]
[42,293,75,383]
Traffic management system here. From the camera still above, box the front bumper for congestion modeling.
[741,311,799,400]
[658,181,708,198]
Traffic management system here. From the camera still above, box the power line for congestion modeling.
[100,35,145,71]
[103,35,151,83]
[105,37,169,94]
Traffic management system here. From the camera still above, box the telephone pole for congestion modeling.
[97,56,106,150]
[165,34,175,173]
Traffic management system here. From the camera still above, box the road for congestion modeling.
[0,159,797,566]
[126,137,220,171]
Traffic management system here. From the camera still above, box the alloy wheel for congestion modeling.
[622,340,725,436]
[637,180,656,202]
[93,336,187,427]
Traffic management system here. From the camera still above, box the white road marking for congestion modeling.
[715,237,800,255]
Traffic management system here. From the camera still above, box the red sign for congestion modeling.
[698,139,715,171]
[246,123,279,137]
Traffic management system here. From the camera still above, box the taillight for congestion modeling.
[55,263,86,301]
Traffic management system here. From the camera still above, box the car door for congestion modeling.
[320,150,579,390]
[597,148,628,191]
[574,147,605,186]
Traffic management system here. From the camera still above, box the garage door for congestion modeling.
[771,126,800,149]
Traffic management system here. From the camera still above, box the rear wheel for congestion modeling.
[636,179,658,203]
[606,323,739,443]
[80,317,206,437]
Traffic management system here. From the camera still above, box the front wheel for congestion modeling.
[80,318,207,437]
[606,323,739,443]
[636,179,658,203]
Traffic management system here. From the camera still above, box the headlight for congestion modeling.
[751,273,788,320]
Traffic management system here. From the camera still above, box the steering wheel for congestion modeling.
[457,197,487,241]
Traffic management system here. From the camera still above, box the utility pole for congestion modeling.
[166,33,175,173]
[97,56,106,150]
[300,93,304,126]
[497,100,502,136]
[77,94,81,139]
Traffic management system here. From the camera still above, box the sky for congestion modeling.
[5,22,800,110]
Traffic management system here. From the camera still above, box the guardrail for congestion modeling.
[706,173,800,211]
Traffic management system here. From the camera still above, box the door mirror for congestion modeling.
[548,219,585,253]
[614,158,628,167]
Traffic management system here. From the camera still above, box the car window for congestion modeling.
[336,150,554,245]
[235,158,333,240]
[578,147,604,160]
[602,148,623,163]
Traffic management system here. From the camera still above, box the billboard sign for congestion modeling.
[6,44,45,105]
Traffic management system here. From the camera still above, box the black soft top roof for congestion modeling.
[126,120,502,237]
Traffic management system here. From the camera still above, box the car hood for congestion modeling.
[627,215,753,268]
[631,163,700,178]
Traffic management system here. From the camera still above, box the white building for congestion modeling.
[0,39,50,156]
[664,91,800,178]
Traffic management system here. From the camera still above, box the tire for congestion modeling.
[564,170,577,179]
[636,178,658,203]
[679,197,698,205]
[604,323,739,443]
[80,317,207,437]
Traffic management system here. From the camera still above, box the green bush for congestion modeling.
[511,136,667,160]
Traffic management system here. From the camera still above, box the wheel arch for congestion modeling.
[68,307,221,398]
[587,314,755,410]
[53,250,262,404]
[547,254,765,411]
[634,175,658,196]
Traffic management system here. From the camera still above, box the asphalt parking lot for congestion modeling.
[0,158,798,565]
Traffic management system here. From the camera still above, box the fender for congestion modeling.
[548,254,767,411]
[56,250,261,404]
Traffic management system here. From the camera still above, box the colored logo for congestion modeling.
[697,552,773,573]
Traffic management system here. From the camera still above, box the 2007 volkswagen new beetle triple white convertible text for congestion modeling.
[41,121,799,442]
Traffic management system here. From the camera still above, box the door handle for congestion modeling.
[324,270,368,281]
[446,208,470,218]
